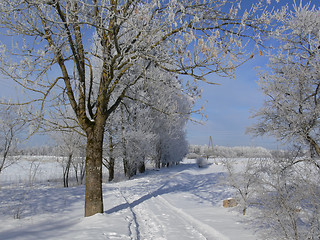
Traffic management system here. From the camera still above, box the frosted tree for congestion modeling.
[247,4,320,238]
[141,67,191,168]
[0,0,274,216]
[103,121,118,182]
[252,153,320,240]
[119,100,157,179]
[249,2,320,160]
[103,67,189,179]
[152,101,190,168]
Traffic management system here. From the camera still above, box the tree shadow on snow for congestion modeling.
[0,186,86,240]
[0,217,80,240]
[0,185,85,219]
[106,163,229,214]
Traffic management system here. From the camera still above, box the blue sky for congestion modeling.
[186,0,320,149]
[186,55,281,149]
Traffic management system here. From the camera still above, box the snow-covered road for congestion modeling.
[0,159,259,239]
[104,162,258,240]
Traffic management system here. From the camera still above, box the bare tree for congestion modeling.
[222,158,260,215]
[252,153,320,240]
[0,0,273,216]
[221,148,320,239]
[103,127,116,182]
[72,155,86,185]
[53,129,86,187]
[0,106,25,174]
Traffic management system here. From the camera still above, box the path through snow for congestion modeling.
[0,159,258,239]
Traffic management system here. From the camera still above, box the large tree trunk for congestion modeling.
[85,126,104,217]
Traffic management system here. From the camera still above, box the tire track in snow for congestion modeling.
[145,195,207,240]
[155,195,229,240]
[144,168,229,240]
[130,196,167,240]
[118,188,141,240]
[120,189,207,240]
[114,166,229,240]
[119,187,166,240]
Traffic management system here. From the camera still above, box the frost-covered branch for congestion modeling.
[249,3,320,157]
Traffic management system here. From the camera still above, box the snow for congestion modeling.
[0,157,259,240]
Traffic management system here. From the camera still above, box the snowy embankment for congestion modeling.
[0,158,258,240]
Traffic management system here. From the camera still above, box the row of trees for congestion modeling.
[0,82,189,186]
[102,67,190,180]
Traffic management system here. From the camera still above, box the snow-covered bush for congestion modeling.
[222,158,260,215]
[222,150,320,239]
[196,157,208,168]
[252,155,320,240]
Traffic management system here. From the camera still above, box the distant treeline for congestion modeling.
[188,145,298,159]
[18,144,302,160]
[18,145,67,157]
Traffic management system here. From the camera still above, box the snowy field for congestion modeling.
[0,157,260,240]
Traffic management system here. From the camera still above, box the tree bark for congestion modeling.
[306,135,320,157]
[138,160,145,173]
[155,143,161,169]
[63,154,72,188]
[124,159,136,179]
[122,135,129,178]
[108,158,115,182]
[108,134,115,182]
[85,126,104,217]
